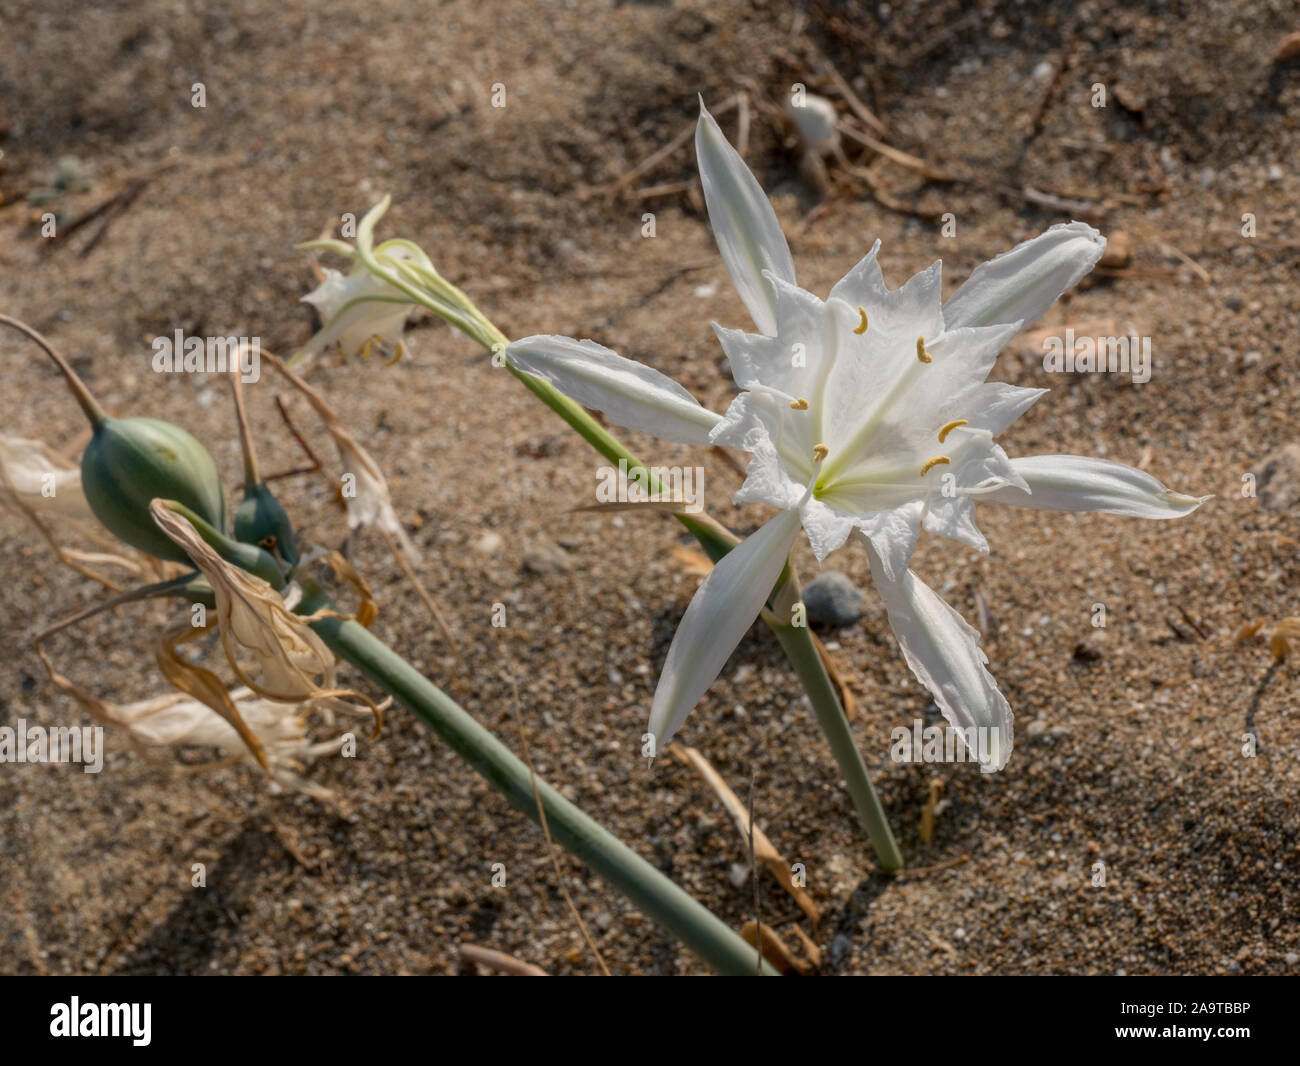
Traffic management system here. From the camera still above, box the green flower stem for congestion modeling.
[296,582,776,976]
[348,253,901,868]
[478,322,902,870]
[504,360,742,564]
[769,619,904,873]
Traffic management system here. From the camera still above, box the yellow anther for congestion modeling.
[384,340,405,366]
[919,455,951,476]
[854,307,869,335]
[358,335,378,362]
[916,336,933,363]
[813,443,829,463]
[937,419,968,443]
[790,397,809,410]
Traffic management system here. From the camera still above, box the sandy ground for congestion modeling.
[1,0,1298,975]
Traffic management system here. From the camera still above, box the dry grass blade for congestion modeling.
[739,920,814,975]
[919,777,945,845]
[672,745,820,926]
[836,121,956,181]
[460,943,549,976]
[1270,618,1300,663]
[1233,619,1265,644]
[670,546,713,577]
[608,94,739,195]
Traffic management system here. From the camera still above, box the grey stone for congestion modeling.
[521,537,572,575]
[1257,443,1300,511]
[802,571,865,626]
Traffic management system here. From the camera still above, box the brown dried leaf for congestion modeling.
[1233,619,1265,644]
[739,921,813,975]
[670,546,713,577]
[1273,31,1300,64]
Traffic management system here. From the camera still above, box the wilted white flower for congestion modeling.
[38,645,354,798]
[785,92,841,158]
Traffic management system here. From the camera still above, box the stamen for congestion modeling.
[916,336,933,363]
[854,307,869,335]
[799,446,830,506]
[937,419,968,443]
[919,455,950,476]
[384,340,405,366]
[790,397,809,410]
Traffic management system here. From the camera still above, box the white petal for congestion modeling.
[301,267,414,357]
[696,101,796,336]
[981,455,1210,518]
[799,497,858,562]
[965,382,1049,437]
[711,274,831,396]
[648,509,802,747]
[867,544,1012,771]
[508,335,721,445]
[828,240,886,309]
[943,222,1105,332]
[859,501,925,583]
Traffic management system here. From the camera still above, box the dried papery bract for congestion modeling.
[36,639,351,798]
[149,499,382,735]
[154,612,272,769]
[0,434,160,588]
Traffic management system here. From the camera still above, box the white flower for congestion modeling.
[508,102,1208,769]
[301,257,417,362]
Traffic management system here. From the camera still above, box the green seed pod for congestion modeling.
[234,482,299,572]
[81,416,228,563]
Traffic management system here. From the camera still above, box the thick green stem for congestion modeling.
[297,583,775,976]
[769,620,904,872]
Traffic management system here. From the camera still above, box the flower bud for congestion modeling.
[81,416,227,563]
[235,482,299,571]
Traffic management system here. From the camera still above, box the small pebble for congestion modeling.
[802,571,865,626]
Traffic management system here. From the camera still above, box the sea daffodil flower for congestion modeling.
[301,255,418,363]
[508,102,1207,769]
[295,197,495,364]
